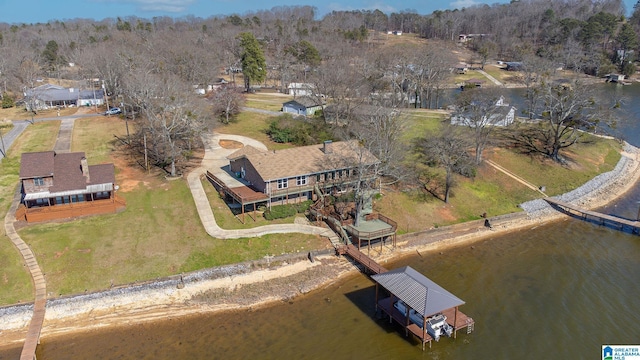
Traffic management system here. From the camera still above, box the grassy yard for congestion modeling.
[0,112,327,302]
[0,121,60,304]
[244,92,293,112]
[373,109,622,233]
[72,117,129,163]
[215,111,293,151]
[17,178,328,297]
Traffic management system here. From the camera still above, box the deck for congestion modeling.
[544,197,640,234]
[337,244,387,274]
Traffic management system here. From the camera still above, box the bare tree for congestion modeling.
[414,125,475,203]
[509,79,617,162]
[450,88,511,164]
[210,86,245,124]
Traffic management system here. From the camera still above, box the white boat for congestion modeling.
[393,300,424,328]
[426,314,454,341]
[393,300,454,342]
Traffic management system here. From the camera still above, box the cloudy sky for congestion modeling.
[0,0,634,24]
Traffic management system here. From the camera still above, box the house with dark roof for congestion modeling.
[17,151,124,222]
[24,84,104,111]
[224,140,379,207]
[282,96,325,116]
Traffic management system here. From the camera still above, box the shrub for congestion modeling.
[1,95,15,109]
[263,204,297,220]
[263,200,313,220]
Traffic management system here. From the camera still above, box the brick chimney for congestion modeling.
[323,140,333,154]
[80,157,90,182]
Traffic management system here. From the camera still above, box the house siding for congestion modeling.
[22,176,54,193]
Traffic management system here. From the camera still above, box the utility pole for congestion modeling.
[0,129,6,158]
[144,132,148,173]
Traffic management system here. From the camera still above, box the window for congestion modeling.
[34,177,44,186]
[277,178,288,189]
[296,176,308,186]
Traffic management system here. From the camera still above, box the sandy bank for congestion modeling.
[1,142,639,348]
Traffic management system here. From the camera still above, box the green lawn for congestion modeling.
[0,121,61,304]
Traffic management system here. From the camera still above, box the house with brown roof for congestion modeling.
[17,151,125,222]
[226,140,379,207]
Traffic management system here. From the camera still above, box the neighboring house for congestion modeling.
[193,78,229,94]
[17,151,124,222]
[226,140,379,206]
[282,96,325,116]
[287,82,315,97]
[606,74,626,83]
[24,84,104,111]
[455,63,469,74]
[450,96,516,127]
[505,62,523,71]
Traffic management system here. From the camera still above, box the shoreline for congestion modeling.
[1,142,639,349]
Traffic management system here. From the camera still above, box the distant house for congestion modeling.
[505,62,523,71]
[606,74,626,83]
[450,96,516,127]
[455,63,469,74]
[287,82,316,97]
[24,84,104,111]
[17,151,124,222]
[225,140,379,206]
[282,96,325,116]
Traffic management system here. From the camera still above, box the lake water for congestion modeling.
[2,83,640,360]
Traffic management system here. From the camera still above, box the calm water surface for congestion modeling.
[3,84,640,360]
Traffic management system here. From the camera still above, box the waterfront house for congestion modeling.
[17,151,125,222]
[225,140,379,207]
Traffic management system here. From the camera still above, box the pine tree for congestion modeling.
[238,32,266,92]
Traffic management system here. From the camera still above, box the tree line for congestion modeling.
[0,0,634,200]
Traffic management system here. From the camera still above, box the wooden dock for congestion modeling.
[5,186,47,360]
[544,197,640,234]
[337,244,387,274]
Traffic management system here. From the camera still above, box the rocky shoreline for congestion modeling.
[1,142,639,348]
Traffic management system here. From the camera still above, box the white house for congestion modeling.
[450,96,516,127]
[287,83,316,97]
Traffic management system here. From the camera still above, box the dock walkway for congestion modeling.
[5,186,47,360]
[337,244,387,274]
[544,197,640,234]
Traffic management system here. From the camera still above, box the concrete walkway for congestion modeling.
[187,132,338,240]
[476,69,503,86]
[53,118,74,152]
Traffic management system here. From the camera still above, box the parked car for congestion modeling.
[104,107,121,115]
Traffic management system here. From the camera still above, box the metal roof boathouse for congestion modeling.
[372,266,475,350]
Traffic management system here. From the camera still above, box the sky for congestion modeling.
[1,0,634,25]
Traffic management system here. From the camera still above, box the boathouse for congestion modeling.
[372,266,475,350]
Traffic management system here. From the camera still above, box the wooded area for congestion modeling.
[0,0,636,194]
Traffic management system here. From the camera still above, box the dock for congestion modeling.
[336,244,387,274]
[544,197,640,234]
